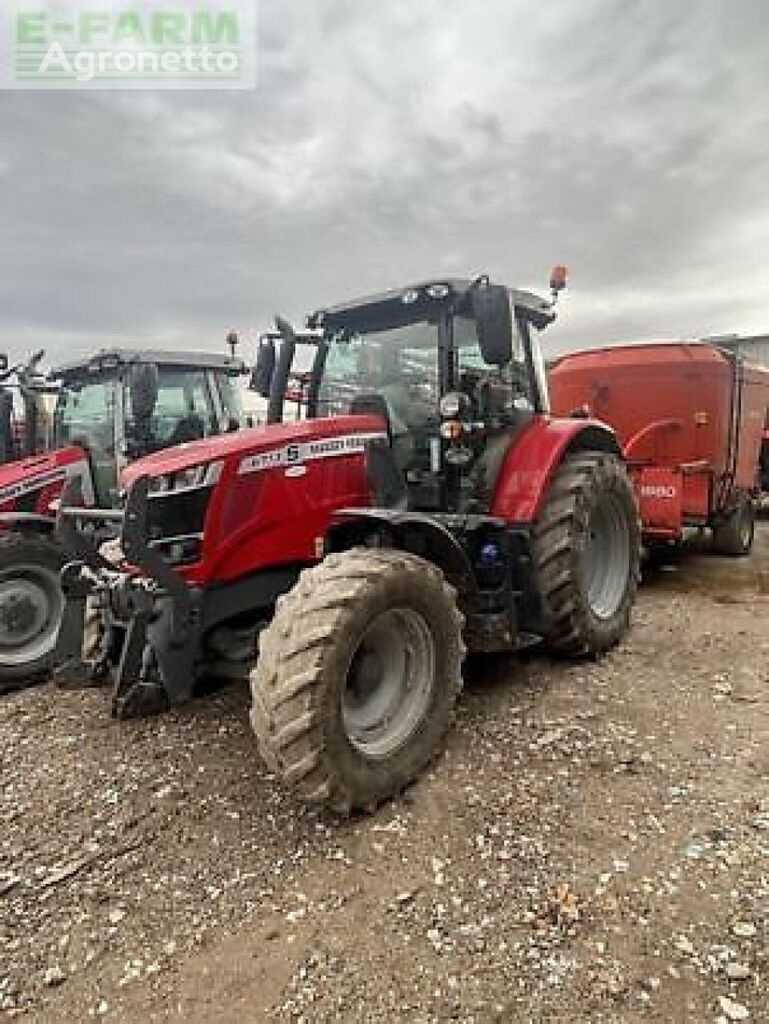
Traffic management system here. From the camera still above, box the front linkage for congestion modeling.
[54,477,202,717]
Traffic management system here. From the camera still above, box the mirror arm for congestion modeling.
[517,313,544,415]
[267,317,297,424]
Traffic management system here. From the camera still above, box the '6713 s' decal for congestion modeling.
[237,432,387,476]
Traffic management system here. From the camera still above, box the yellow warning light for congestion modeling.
[549,264,569,293]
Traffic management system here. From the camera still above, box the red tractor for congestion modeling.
[0,348,245,690]
[55,273,640,814]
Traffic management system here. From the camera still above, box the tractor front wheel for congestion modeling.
[250,548,464,814]
[533,452,640,656]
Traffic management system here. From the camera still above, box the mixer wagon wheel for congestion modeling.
[712,491,756,557]
[533,452,640,657]
[250,548,465,815]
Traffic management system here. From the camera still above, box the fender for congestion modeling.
[490,416,621,524]
[327,508,477,597]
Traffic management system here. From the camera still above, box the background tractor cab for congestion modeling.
[50,348,245,507]
[0,347,246,692]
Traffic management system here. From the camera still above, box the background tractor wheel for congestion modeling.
[250,548,465,815]
[533,452,640,656]
[712,491,756,557]
[0,532,66,693]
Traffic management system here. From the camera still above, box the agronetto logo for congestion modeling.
[1,1,256,89]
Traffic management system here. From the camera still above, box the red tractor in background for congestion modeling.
[0,348,246,690]
[550,342,769,555]
[55,272,640,814]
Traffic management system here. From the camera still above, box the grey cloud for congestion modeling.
[0,0,768,366]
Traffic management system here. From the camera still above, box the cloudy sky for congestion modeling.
[0,0,768,367]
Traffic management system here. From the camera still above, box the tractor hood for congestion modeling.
[0,446,89,509]
[120,415,387,490]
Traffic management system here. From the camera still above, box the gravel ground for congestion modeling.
[1,526,768,1023]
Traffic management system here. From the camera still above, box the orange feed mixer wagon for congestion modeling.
[549,342,769,555]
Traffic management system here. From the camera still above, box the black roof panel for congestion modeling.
[51,348,246,380]
[308,278,556,333]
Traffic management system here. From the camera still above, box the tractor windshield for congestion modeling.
[318,314,541,429]
[125,368,219,448]
[214,372,244,427]
[53,377,119,504]
[318,321,440,440]
[53,378,117,452]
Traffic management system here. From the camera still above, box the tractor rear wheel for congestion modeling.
[712,491,755,557]
[250,548,464,814]
[0,531,66,692]
[533,452,640,656]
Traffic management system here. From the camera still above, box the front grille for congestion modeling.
[147,486,213,565]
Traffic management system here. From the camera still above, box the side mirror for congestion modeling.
[128,363,159,422]
[472,283,513,365]
[250,338,276,399]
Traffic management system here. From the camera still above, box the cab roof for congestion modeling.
[51,348,246,381]
[308,278,556,334]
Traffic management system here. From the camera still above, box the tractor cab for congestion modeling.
[51,348,245,506]
[257,275,562,513]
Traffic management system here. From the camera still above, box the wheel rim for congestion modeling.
[342,607,435,760]
[0,564,64,666]
[583,495,631,620]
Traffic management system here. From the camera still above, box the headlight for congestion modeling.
[148,474,174,495]
[147,461,221,495]
[174,464,210,490]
